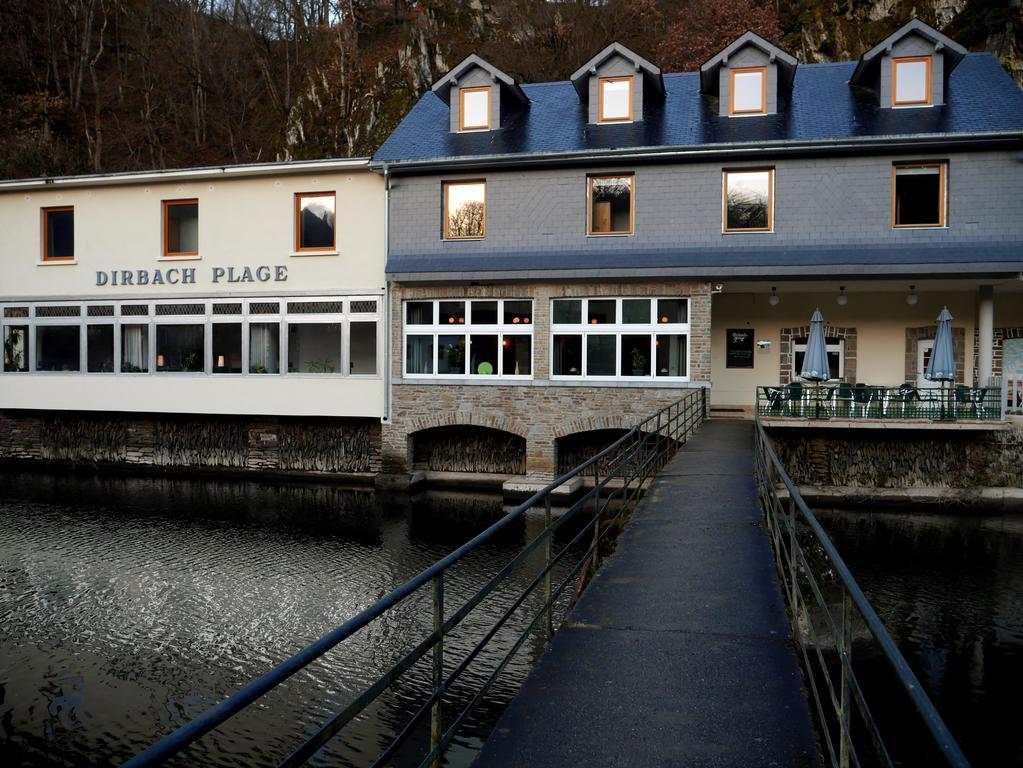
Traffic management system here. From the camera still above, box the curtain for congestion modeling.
[122,326,147,372]
[249,323,279,374]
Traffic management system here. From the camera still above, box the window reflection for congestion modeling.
[725,170,772,231]
[444,182,486,239]
[297,193,336,250]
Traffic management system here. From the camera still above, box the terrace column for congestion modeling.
[977,285,994,387]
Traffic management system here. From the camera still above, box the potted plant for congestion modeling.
[446,343,464,374]
[631,347,648,376]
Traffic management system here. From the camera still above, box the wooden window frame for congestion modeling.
[891,56,932,107]
[587,174,635,236]
[41,206,75,262]
[891,162,947,229]
[442,180,487,241]
[294,192,337,253]
[729,66,767,116]
[162,199,199,258]
[597,77,633,123]
[459,87,491,131]
[722,168,774,233]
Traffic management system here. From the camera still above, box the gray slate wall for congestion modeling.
[880,34,944,106]
[389,150,1021,257]
[717,46,778,116]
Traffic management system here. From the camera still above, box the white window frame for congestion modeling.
[0,295,382,379]
[549,297,691,382]
[792,337,845,381]
[402,298,534,380]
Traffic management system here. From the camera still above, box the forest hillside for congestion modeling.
[1,0,1020,180]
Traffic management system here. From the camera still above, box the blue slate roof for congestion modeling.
[374,54,1023,165]
[386,242,1023,278]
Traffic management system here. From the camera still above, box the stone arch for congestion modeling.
[552,413,633,441]
[779,325,857,385]
[406,411,530,440]
[410,423,527,475]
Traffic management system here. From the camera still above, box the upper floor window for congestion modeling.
[551,297,690,381]
[404,298,533,378]
[730,67,766,115]
[42,207,75,262]
[295,192,336,252]
[587,174,634,236]
[892,162,946,228]
[892,57,931,107]
[443,180,486,240]
[723,169,773,233]
[598,77,632,123]
[163,199,198,257]
[459,87,491,131]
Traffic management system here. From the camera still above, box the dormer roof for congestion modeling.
[431,53,528,106]
[569,42,665,101]
[849,19,968,87]
[699,31,798,94]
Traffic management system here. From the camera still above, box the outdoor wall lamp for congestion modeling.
[906,285,919,305]
[836,286,848,306]
[768,287,780,306]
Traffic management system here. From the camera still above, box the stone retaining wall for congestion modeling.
[0,410,381,475]
[769,426,1023,489]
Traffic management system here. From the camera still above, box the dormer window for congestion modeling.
[892,57,931,107]
[598,77,632,123]
[730,67,767,115]
[460,87,491,131]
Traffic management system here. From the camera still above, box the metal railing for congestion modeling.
[752,413,971,768]
[756,384,1003,421]
[123,389,707,768]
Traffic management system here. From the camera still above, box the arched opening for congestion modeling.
[411,425,526,475]
[556,428,629,475]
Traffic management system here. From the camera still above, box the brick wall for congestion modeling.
[905,326,967,384]
[383,279,711,477]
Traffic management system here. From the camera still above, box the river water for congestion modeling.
[818,508,1023,767]
[0,471,581,767]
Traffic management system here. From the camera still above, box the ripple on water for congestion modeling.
[0,472,580,767]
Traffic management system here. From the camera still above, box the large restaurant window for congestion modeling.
[459,87,491,131]
[588,175,633,236]
[893,163,946,228]
[0,297,379,377]
[723,169,773,232]
[551,297,689,380]
[42,207,75,262]
[443,181,486,240]
[295,192,337,252]
[163,199,199,257]
[404,299,532,378]
[730,67,767,115]
[598,77,632,123]
[892,57,931,107]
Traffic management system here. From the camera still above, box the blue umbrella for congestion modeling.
[926,307,956,382]
[800,308,832,382]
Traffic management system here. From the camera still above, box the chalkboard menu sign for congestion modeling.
[726,329,755,368]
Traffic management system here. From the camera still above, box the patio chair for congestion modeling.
[852,383,872,418]
[834,382,854,418]
[761,386,785,414]
[955,386,989,419]
[893,383,921,418]
[785,382,804,416]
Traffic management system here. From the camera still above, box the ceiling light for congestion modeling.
[836,286,848,306]
[906,285,919,305]
[768,287,779,306]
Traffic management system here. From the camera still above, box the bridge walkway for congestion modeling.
[476,419,819,767]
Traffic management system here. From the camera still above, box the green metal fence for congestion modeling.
[756,383,1003,421]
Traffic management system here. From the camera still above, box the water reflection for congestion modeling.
[818,509,1023,767]
[0,470,580,767]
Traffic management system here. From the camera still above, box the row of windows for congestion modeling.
[1,297,379,376]
[402,298,691,381]
[456,56,934,133]
[442,161,948,240]
[37,192,338,263]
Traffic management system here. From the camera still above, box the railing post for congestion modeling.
[787,496,799,617]
[839,591,853,768]
[591,461,601,576]
[656,411,663,469]
[544,495,553,642]
[430,574,444,767]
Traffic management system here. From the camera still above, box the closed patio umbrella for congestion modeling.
[926,307,956,382]
[926,306,956,418]
[800,308,831,382]
[800,308,831,417]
